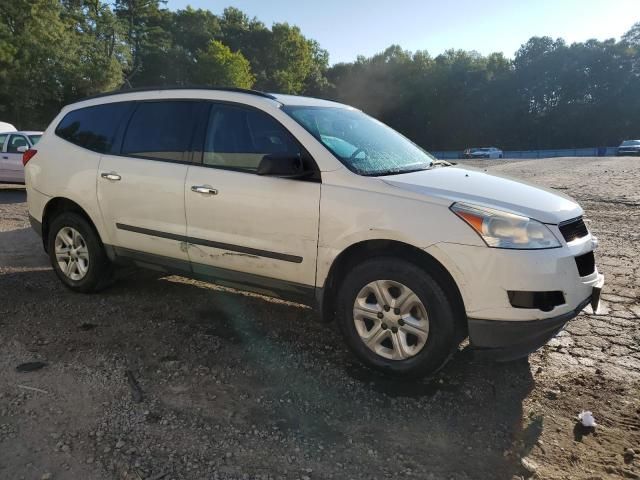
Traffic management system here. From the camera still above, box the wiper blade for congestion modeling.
[432,159,454,167]
[378,166,433,176]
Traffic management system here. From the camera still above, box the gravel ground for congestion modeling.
[0,157,638,480]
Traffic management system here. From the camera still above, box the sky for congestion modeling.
[166,0,639,64]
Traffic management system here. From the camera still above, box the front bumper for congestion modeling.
[424,232,604,359]
[468,291,597,361]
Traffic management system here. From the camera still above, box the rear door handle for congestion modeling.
[2,156,8,159]
[191,185,218,195]
[101,172,121,181]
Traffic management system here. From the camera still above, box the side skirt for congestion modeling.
[110,246,317,307]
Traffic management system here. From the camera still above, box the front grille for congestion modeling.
[559,217,589,243]
[575,251,595,277]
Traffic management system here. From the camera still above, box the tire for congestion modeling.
[336,257,461,378]
[47,212,113,293]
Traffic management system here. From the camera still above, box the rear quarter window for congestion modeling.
[55,102,133,154]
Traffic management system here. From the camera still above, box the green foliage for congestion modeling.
[192,40,254,88]
[0,0,124,127]
[327,33,640,150]
[0,1,638,151]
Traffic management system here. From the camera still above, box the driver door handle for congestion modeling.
[191,185,218,195]
[100,172,122,182]
[100,172,121,181]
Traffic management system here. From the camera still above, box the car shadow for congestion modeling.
[0,227,49,268]
[0,265,537,479]
[0,184,26,204]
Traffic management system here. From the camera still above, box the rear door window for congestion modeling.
[55,102,133,154]
[0,134,8,152]
[203,104,301,171]
[122,101,207,163]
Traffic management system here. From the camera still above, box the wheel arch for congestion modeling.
[318,239,467,332]
[41,197,112,259]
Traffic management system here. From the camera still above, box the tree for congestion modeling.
[0,1,638,150]
[0,0,123,128]
[192,40,254,88]
[114,0,169,86]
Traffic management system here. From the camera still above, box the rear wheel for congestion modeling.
[336,257,461,377]
[48,212,112,292]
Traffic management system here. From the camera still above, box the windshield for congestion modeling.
[283,106,434,176]
[621,140,640,146]
[28,135,42,145]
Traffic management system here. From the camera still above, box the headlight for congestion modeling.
[451,202,561,249]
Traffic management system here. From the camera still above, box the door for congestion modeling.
[0,133,8,181]
[2,133,28,182]
[185,103,320,297]
[97,100,208,265]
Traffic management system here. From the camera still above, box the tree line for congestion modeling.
[1,0,639,150]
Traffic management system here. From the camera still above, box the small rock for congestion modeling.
[521,457,538,474]
[16,361,48,373]
[115,440,125,449]
[41,474,52,480]
[544,389,560,400]
[624,448,636,463]
[61,444,71,453]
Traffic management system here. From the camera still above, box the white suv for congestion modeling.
[24,88,604,377]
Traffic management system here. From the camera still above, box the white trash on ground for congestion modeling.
[578,410,597,427]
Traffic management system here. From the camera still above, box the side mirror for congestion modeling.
[257,153,312,179]
[17,145,28,153]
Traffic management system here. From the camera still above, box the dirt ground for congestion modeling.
[0,156,638,480]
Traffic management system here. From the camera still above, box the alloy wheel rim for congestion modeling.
[353,280,429,360]
[54,227,89,281]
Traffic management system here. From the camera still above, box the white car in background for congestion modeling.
[468,147,503,159]
[24,88,603,377]
[617,139,640,156]
[0,121,17,132]
[0,130,42,183]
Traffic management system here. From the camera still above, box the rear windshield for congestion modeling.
[621,140,640,146]
[28,135,42,145]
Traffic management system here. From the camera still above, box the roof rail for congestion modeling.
[72,86,278,104]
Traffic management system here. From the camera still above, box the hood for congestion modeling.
[382,166,582,224]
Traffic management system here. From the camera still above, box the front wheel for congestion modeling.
[48,212,113,293]
[336,257,461,377]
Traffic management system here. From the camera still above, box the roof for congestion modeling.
[271,93,352,108]
[69,86,351,110]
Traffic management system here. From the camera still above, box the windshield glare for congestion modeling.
[283,106,434,176]
[621,140,640,146]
